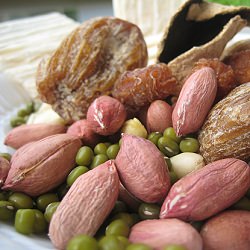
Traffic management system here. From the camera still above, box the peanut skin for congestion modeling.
[49,160,119,249]
[3,134,81,196]
[172,67,217,136]
[67,119,101,147]
[115,133,171,203]
[129,219,203,250]
[87,95,127,136]
[4,123,66,149]
[160,158,250,221]
[146,100,172,133]
[200,210,250,250]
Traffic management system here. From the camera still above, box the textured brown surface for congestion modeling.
[112,63,178,113]
[224,49,250,85]
[198,83,250,163]
[36,17,148,123]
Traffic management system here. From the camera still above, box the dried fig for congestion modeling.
[112,63,178,113]
[37,17,148,123]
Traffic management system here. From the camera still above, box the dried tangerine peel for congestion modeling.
[157,0,250,86]
[36,17,148,124]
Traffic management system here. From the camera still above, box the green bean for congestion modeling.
[67,235,99,250]
[106,144,120,159]
[0,201,15,221]
[33,209,48,233]
[90,154,109,169]
[138,203,160,220]
[157,136,180,157]
[126,243,153,250]
[99,235,125,250]
[75,146,94,166]
[163,127,181,143]
[105,219,130,237]
[179,138,199,153]
[36,193,59,211]
[67,166,89,187]
[94,143,108,155]
[44,202,60,223]
[8,192,33,209]
[147,132,163,145]
[0,153,11,161]
[15,209,36,235]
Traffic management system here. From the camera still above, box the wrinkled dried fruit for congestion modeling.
[198,83,250,163]
[3,134,81,196]
[223,49,250,84]
[112,63,178,113]
[200,210,250,250]
[160,158,250,221]
[87,95,127,136]
[172,67,217,136]
[67,119,101,147]
[146,100,172,133]
[37,17,148,123]
[49,160,119,249]
[129,219,203,250]
[0,157,10,187]
[192,58,237,100]
[4,123,66,149]
[115,134,170,203]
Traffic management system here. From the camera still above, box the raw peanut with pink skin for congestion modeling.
[2,134,81,196]
[160,158,250,221]
[67,119,101,147]
[172,67,217,136]
[49,160,119,250]
[87,95,127,136]
[200,210,250,250]
[115,133,171,203]
[0,157,10,187]
[4,123,66,149]
[146,100,172,133]
[129,219,203,250]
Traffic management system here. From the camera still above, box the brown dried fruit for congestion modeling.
[198,83,250,163]
[192,58,237,100]
[86,95,127,136]
[4,123,66,149]
[112,63,178,113]
[115,133,171,203]
[160,158,250,221]
[172,67,217,136]
[67,119,101,147]
[36,17,148,123]
[49,160,119,250]
[129,219,203,250]
[0,157,10,187]
[223,49,250,85]
[3,134,81,196]
[200,210,250,250]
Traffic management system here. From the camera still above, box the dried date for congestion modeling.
[112,63,178,113]
[36,17,148,123]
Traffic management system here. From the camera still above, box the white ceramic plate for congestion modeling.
[0,27,249,250]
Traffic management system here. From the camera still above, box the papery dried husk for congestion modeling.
[157,0,250,86]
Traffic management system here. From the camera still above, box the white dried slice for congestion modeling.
[187,1,250,22]
[168,15,247,85]
[221,38,250,60]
